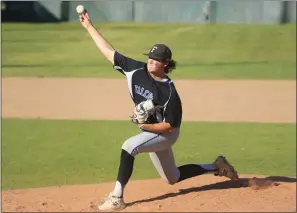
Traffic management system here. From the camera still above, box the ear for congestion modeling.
[163,62,169,67]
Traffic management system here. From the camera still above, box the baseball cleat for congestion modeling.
[214,155,239,180]
[98,193,126,211]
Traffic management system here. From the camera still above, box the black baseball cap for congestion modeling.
[143,44,172,62]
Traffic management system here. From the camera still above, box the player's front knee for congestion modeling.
[121,141,133,155]
[121,139,137,156]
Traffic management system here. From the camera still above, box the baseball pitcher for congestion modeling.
[78,11,239,211]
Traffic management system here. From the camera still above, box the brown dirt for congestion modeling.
[2,77,296,212]
[2,78,296,123]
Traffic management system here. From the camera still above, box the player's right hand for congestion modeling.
[79,12,93,30]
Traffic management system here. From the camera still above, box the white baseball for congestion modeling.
[76,5,85,14]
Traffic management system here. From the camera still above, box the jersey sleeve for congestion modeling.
[163,89,182,128]
[113,51,146,75]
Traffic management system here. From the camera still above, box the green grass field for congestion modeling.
[2,22,296,79]
[2,22,296,192]
[2,119,296,190]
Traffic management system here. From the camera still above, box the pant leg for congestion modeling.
[149,148,181,184]
[113,128,181,197]
[122,128,180,156]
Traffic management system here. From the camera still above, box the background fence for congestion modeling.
[2,0,296,24]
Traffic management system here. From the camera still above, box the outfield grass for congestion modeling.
[2,119,296,190]
[2,22,296,79]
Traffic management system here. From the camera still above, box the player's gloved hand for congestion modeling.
[130,100,157,124]
[79,12,93,30]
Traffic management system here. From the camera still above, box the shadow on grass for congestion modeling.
[126,176,296,207]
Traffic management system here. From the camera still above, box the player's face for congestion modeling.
[147,58,167,73]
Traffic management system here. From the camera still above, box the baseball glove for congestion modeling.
[130,100,159,124]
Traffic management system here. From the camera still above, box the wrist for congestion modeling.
[86,24,94,31]
[139,124,150,130]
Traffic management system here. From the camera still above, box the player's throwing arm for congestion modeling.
[77,5,115,64]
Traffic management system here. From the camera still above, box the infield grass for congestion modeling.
[2,22,296,79]
[2,119,296,190]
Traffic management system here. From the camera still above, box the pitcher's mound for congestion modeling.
[2,174,296,212]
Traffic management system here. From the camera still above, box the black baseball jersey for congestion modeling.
[113,51,182,128]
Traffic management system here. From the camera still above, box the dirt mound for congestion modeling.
[2,175,296,212]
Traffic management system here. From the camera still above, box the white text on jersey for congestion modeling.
[134,85,153,100]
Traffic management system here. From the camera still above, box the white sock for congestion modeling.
[200,163,217,172]
[112,181,124,197]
